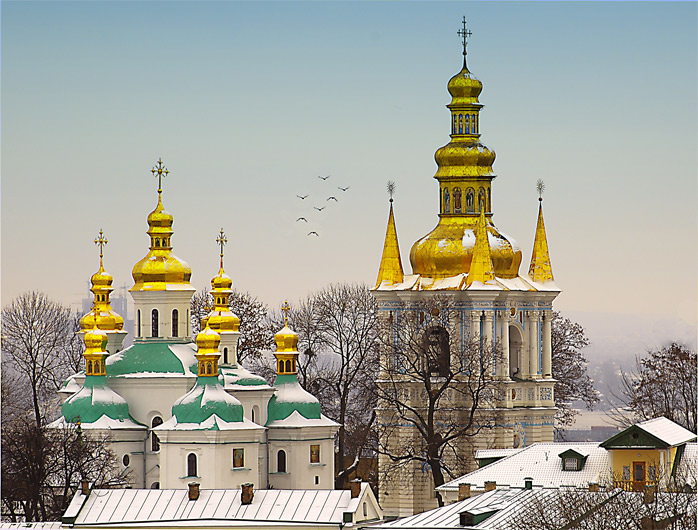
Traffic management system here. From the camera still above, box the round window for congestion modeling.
[123,454,130,467]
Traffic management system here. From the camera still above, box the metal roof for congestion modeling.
[637,417,697,447]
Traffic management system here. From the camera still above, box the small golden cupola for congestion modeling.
[528,180,554,283]
[83,320,109,376]
[130,159,193,292]
[203,229,240,334]
[274,302,299,376]
[375,181,404,288]
[80,230,124,333]
[195,323,221,377]
[409,18,522,280]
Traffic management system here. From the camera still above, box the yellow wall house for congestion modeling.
[600,417,696,492]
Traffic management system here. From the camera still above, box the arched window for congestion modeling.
[452,114,457,134]
[252,405,259,424]
[465,114,470,134]
[151,416,163,452]
[453,187,462,213]
[465,188,475,213]
[458,114,463,134]
[151,309,159,337]
[285,360,292,373]
[223,347,229,364]
[443,187,450,214]
[172,309,179,337]
[278,360,284,373]
[277,450,287,473]
[137,310,141,337]
[206,362,212,375]
[155,238,160,247]
[187,453,197,477]
[87,361,93,375]
[425,326,450,377]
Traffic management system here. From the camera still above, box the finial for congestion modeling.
[457,16,472,66]
[216,228,227,269]
[536,179,545,202]
[94,229,108,266]
[387,180,396,203]
[151,158,169,196]
[281,300,291,327]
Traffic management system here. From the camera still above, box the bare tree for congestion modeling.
[616,343,696,432]
[376,296,499,506]
[551,311,599,433]
[1,292,77,428]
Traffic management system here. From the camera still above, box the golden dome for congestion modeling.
[130,194,193,291]
[447,65,483,104]
[196,324,221,354]
[211,267,233,291]
[434,142,495,179]
[206,309,240,333]
[84,325,108,354]
[274,325,299,353]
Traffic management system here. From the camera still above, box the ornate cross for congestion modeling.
[94,229,108,262]
[151,158,169,194]
[457,17,472,55]
[281,300,291,327]
[216,228,228,266]
[387,180,396,203]
[536,179,545,201]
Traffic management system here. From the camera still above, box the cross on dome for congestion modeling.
[457,16,472,56]
[94,229,108,264]
[216,228,228,267]
[151,158,169,195]
[281,300,291,327]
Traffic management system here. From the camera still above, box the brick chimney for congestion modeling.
[643,484,656,505]
[350,479,362,499]
[188,482,200,501]
[588,483,599,492]
[458,483,471,501]
[81,480,90,496]
[241,483,254,505]
[484,481,496,492]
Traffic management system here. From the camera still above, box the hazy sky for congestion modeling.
[2,1,696,358]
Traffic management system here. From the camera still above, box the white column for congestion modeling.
[527,311,540,378]
[469,311,481,343]
[499,310,511,379]
[483,311,494,348]
[542,310,552,378]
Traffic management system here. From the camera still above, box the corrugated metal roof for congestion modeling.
[637,417,697,447]
[474,448,523,460]
[438,443,608,491]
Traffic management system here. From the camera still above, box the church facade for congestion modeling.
[53,159,338,491]
[373,21,559,517]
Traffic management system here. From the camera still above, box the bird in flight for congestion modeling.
[308,231,319,237]
[314,206,325,212]
[296,217,307,222]
[297,194,308,199]
[338,186,350,192]
[327,196,338,201]
[318,175,330,180]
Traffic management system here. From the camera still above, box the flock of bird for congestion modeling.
[295,175,350,237]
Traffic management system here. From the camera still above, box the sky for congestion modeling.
[2,1,696,364]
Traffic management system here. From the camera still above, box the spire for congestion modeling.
[528,180,554,283]
[375,181,404,288]
[465,206,495,286]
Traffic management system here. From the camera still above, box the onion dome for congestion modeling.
[130,159,194,292]
[267,303,321,424]
[79,230,124,332]
[170,323,244,424]
[204,229,240,333]
[409,19,522,280]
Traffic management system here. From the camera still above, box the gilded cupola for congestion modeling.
[79,230,124,332]
[203,229,240,333]
[130,159,193,291]
[409,18,522,280]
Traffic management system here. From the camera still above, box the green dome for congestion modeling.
[171,377,243,424]
[62,375,136,425]
[107,342,197,377]
[266,374,321,424]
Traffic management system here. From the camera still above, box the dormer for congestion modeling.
[558,449,589,471]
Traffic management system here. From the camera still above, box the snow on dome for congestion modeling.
[60,375,141,427]
[171,377,243,425]
[266,373,321,424]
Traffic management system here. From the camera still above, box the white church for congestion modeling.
[52,159,339,491]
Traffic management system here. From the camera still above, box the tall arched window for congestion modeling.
[223,347,228,364]
[425,326,450,377]
[285,360,292,373]
[151,416,163,452]
[465,114,470,134]
[458,114,463,134]
[151,309,159,337]
[137,310,141,337]
[172,309,179,337]
[187,453,198,477]
[277,450,287,473]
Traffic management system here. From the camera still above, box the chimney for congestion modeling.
[81,480,90,496]
[524,478,533,490]
[188,482,200,501]
[588,482,599,492]
[458,483,471,501]
[241,483,254,505]
[643,484,656,504]
[484,481,496,492]
[350,479,362,499]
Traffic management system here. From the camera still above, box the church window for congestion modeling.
[315,476,319,485]
[443,188,450,214]
[155,238,160,247]
[187,453,198,477]
[277,450,287,472]
[172,309,178,337]
[474,114,478,133]
[363,502,368,517]
[285,359,292,373]
[452,114,457,134]
[310,444,320,463]
[150,482,160,489]
[252,405,259,423]
[465,114,470,134]
[233,448,244,468]
[151,416,163,452]
[151,309,159,337]
[137,310,141,337]
[206,362,212,375]
[223,347,228,364]
[87,361,93,375]
[458,114,463,134]
[278,360,284,373]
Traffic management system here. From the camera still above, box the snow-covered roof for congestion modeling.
[49,414,146,430]
[637,417,697,447]
[475,448,524,460]
[3,523,63,529]
[157,415,265,432]
[63,484,381,528]
[375,273,559,293]
[266,410,339,429]
[438,443,608,492]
